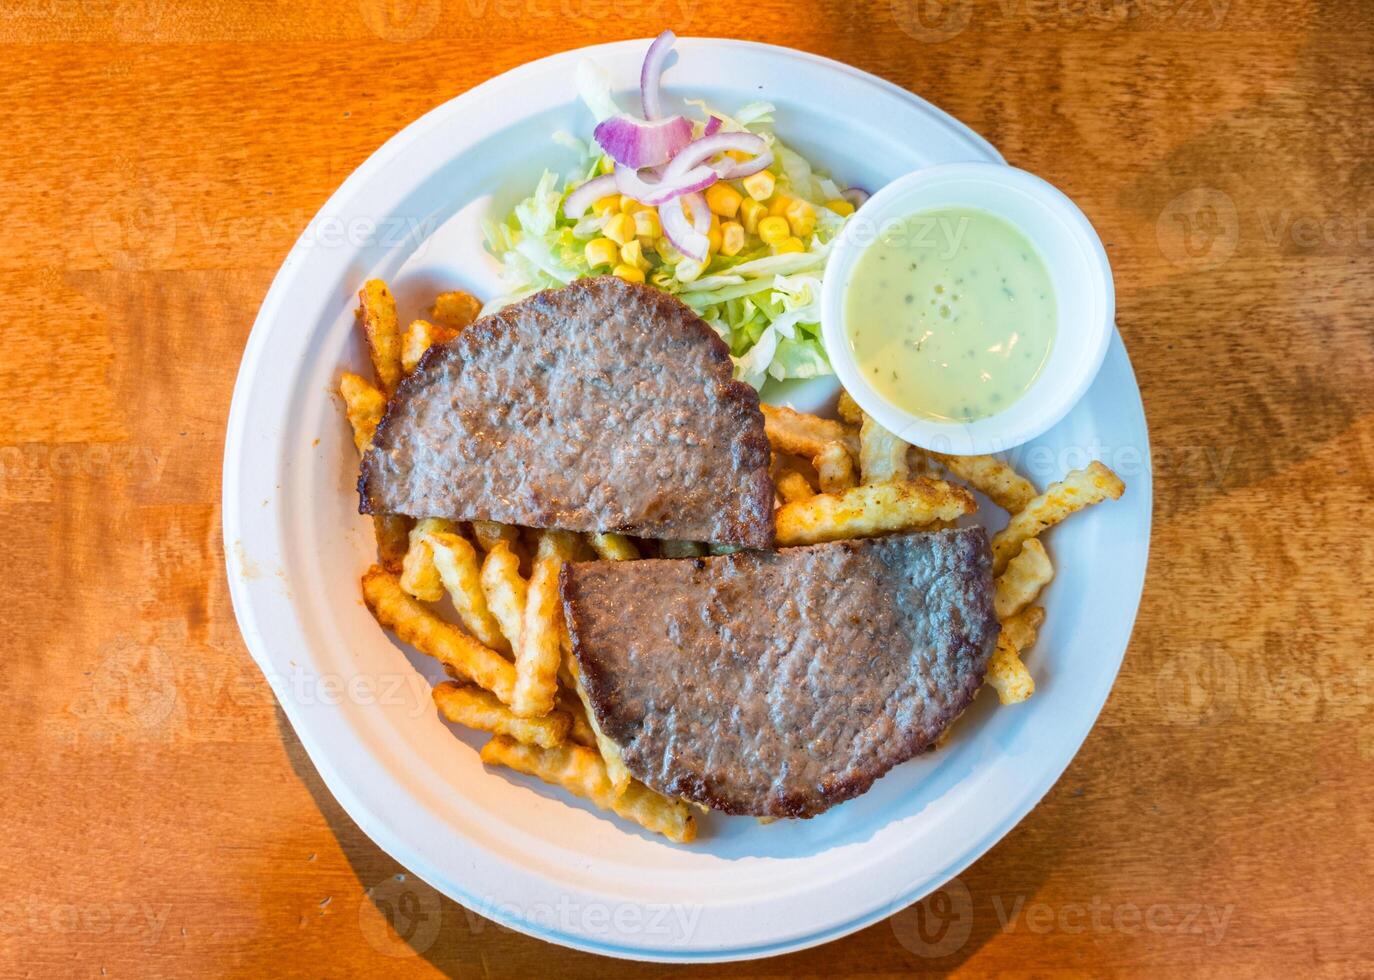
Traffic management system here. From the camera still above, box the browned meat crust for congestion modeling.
[358,277,774,548]
[562,528,1000,818]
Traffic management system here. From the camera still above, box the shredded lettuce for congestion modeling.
[481,61,857,387]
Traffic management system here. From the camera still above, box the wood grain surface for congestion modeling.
[3,1,1371,976]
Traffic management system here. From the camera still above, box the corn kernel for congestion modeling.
[720,221,746,257]
[584,237,619,269]
[825,198,855,216]
[655,236,684,264]
[768,194,795,217]
[620,239,648,270]
[758,215,791,245]
[592,195,619,217]
[785,200,816,238]
[705,182,743,219]
[633,209,661,239]
[742,171,775,201]
[612,263,645,283]
[740,198,766,235]
[706,223,722,255]
[725,149,750,161]
[675,258,704,283]
[771,236,804,255]
[603,212,636,245]
[619,194,644,214]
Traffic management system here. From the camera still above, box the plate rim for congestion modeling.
[223,36,1152,962]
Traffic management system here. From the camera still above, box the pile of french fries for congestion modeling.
[339,277,1125,842]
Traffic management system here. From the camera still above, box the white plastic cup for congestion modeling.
[821,163,1114,456]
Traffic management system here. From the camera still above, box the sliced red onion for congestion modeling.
[640,30,676,120]
[593,114,693,169]
[561,173,618,219]
[842,187,870,208]
[614,162,717,207]
[703,115,722,136]
[659,193,709,262]
[683,190,711,234]
[664,131,773,181]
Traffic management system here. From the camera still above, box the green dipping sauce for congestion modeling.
[844,206,1056,423]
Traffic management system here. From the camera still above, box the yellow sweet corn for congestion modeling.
[619,194,644,214]
[740,198,766,234]
[705,182,743,219]
[632,209,661,239]
[584,237,619,269]
[706,222,722,255]
[612,263,645,283]
[620,239,649,270]
[592,195,619,217]
[720,221,745,257]
[604,212,636,245]
[826,198,855,216]
[771,236,804,255]
[768,194,795,217]
[785,200,816,238]
[758,215,791,245]
[742,171,775,201]
[655,236,683,264]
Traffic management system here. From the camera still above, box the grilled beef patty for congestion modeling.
[562,528,1000,818]
[358,277,774,548]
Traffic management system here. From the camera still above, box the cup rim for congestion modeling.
[820,162,1115,456]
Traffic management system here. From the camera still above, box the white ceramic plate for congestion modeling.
[223,38,1152,962]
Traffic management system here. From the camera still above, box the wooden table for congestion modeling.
[5,2,1370,975]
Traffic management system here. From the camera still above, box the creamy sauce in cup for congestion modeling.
[843,206,1056,422]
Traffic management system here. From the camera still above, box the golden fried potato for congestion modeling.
[480,736,696,843]
[589,532,640,561]
[372,514,412,574]
[427,529,510,653]
[399,518,453,602]
[429,289,482,330]
[401,319,459,375]
[836,390,862,425]
[987,606,1046,705]
[776,470,816,505]
[362,566,515,703]
[859,413,910,484]
[760,404,859,457]
[471,520,522,553]
[994,538,1054,620]
[357,279,402,396]
[814,440,857,494]
[480,540,527,653]
[565,656,633,795]
[557,691,599,748]
[537,529,594,562]
[512,552,562,717]
[339,372,387,454]
[921,451,1037,514]
[775,478,977,546]
[433,681,569,748]
[659,540,707,558]
[991,462,1125,573]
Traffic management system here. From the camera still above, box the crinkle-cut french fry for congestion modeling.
[814,440,857,494]
[589,532,639,561]
[775,470,816,504]
[760,403,858,457]
[339,372,387,454]
[920,450,1038,514]
[987,606,1046,705]
[564,653,633,796]
[401,319,459,375]
[426,529,510,653]
[399,518,453,602]
[859,413,910,484]
[537,529,593,562]
[357,279,403,396]
[430,289,482,330]
[361,566,515,703]
[991,462,1125,573]
[557,691,599,748]
[433,681,569,748]
[775,479,976,546]
[994,538,1054,620]
[480,736,696,843]
[372,514,411,574]
[480,540,526,654]
[836,390,862,424]
[471,520,522,554]
[660,540,707,558]
[513,552,562,717]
